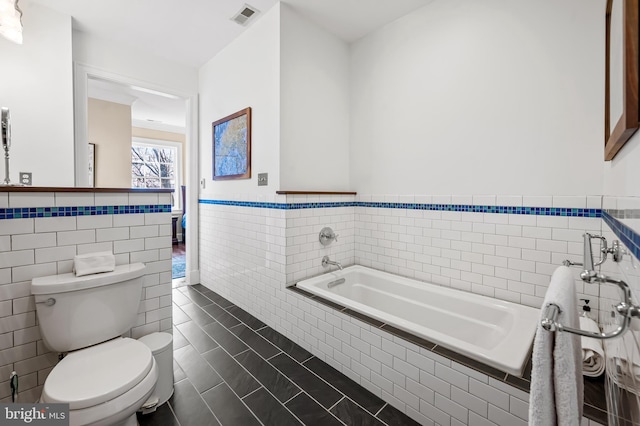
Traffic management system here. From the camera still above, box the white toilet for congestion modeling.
[31,263,158,426]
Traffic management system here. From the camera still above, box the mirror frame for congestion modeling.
[605,0,640,161]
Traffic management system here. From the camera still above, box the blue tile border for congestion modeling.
[603,210,640,261]
[198,199,342,210]
[0,204,172,220]
[198,199,602,217]
[357,203,601,217]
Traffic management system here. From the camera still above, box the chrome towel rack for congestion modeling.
[542,233,639,340]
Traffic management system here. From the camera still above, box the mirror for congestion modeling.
[604,0,640,160]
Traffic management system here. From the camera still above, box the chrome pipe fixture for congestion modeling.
[563,233,625,280]
[546,233,638,340]
[582,232,596,275]
[321,255,343,271]
[542,273,639,340]
[580,232,609,281]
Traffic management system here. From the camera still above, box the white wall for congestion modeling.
[73,32,198,97]
[279,5,351,191]
[199,3,281,195]
[0,2,74,187]
[349,0,604,196]
[603,132,640,197]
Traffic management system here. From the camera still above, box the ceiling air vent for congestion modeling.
[231,4,260,26]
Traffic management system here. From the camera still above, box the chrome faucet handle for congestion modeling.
[319,227,337,246]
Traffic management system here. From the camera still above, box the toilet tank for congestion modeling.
[31,263,146,353]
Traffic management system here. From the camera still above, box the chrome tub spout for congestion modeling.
[321,256,343,271]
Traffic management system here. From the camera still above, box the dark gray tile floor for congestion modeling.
[137,283,421,426]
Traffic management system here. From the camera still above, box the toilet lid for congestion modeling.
[42,338,153,410]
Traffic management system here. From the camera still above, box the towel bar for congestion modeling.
[540,271,640,340]
[542,301,628,340]
[544,233,639,340]
[542,274,639,340]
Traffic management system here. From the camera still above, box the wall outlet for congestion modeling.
[258,173,268,186]
[19,172,31,186]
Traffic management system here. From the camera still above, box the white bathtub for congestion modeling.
[297,265,540,377]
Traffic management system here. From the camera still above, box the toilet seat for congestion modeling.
[65,360,157,426]
[42,338,154,409]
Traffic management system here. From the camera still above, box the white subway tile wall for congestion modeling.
[600,198,640,335]
[597,197,640,426]
[199,193,605,426]
[354,196,602,312]
[0,191,172,402]
[285,194,355,285]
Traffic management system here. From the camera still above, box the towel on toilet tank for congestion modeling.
[529,266,583,426]
[73,251,116,277]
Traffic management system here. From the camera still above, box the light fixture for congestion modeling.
[0,0,22,45]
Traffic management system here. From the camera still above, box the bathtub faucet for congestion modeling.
[322,256,343,271]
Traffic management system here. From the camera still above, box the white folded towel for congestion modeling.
[579,316,604,377]
[73,251,116,277]
[605,330,640,395]
[529,266,583,426]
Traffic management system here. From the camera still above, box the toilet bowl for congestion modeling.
[41,338,158,426]
[31,263,157,426]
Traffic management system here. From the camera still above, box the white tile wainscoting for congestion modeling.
[199,193,606,426]
[0,190,173,403]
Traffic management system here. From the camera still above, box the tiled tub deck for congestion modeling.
[287,285,608,426]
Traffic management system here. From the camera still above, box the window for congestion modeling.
[131,138,182,210]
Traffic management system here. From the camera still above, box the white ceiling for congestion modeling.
[88,78,188,131]
[284,0,434,44]
[29,0,433,68]
[28,0,434,130]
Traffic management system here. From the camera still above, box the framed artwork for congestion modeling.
[604,0,639,160]
[88,143,96,187]
[212,107,251,180]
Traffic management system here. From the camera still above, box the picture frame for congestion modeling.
[604,0,639,160]
[212,107,251,180]
[88,143,96,187]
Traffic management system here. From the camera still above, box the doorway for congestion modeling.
[74,63,199,285]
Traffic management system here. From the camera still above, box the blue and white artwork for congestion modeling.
[213,109,250,179]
